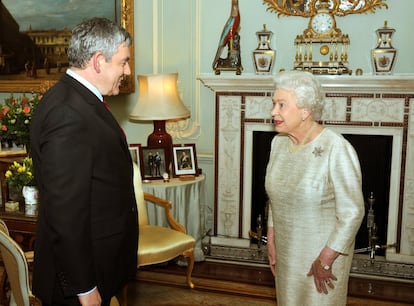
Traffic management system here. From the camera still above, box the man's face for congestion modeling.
[100,42,131,96]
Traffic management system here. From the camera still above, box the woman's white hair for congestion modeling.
[273,70,324,121]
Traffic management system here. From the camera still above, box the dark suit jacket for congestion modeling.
[30,73,138,304]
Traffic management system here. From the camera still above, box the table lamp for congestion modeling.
[129,73,190,171]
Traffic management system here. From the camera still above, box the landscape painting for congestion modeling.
[0,0,134,93]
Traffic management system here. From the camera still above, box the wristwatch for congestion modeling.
[318,258,331,270]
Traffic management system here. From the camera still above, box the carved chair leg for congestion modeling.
[29,295,42,305]
[115,285,128,306]
[183,248,195,289]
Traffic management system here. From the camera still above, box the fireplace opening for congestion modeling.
[343,134,392,255]
[250,131,276,238]
[250,131,393,257]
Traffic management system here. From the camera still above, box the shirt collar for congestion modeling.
[66,68,103,102]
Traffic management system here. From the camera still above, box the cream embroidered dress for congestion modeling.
[265,128,365,306]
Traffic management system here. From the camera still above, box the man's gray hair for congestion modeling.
[68,17,131,68]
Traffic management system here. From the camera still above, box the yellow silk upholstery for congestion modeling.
[133,163,195,288]
[138,225,195,265]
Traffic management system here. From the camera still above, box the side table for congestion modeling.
[0,203,37,252]
[142,175,206,261]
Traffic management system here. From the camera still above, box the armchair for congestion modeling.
[0,219,40,306]
[133,163,195,288]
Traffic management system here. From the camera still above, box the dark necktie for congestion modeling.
[102,100,126,139]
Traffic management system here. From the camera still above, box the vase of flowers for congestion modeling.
[5,157,38,204]
[0,94,41,150]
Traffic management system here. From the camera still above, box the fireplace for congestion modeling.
[199,74,414,280]
[250,131,393,257]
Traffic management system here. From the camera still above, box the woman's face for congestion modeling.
[271,89,304,135]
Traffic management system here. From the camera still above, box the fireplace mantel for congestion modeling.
[199,73,414,277]
[198,73,414,93]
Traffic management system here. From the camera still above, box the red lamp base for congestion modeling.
[147,120,172,148]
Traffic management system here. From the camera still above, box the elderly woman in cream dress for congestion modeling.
[265,71,365,306]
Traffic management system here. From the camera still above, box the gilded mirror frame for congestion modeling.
[0,0,134,94]
[263,0,388,17]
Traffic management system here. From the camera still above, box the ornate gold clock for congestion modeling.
[310,12,335,34]
[263,0,388,75]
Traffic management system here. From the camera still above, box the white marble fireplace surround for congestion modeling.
[198,74,414,273]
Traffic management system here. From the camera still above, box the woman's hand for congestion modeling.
[307,258,337,294]
[307,247,339,294]
[267,227,277,276]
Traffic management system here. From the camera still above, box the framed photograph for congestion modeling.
[172,144,198,177]
[128,143,141,168]
[139,147,167,180]
[0,0,134,93]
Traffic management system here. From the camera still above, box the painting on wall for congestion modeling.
[0,0,134,93]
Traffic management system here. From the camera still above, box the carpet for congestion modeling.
[129,269,276,305]
[127,270,412,306]
[127,281,275,306]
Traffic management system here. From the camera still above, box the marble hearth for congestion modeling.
[198,74,414,280]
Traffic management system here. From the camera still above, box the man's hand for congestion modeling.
[78,288,102,306]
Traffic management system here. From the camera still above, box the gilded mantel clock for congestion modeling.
[263,0,388,75]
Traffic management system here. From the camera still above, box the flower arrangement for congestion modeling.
[5,157,36,188]
[0,94,41,147]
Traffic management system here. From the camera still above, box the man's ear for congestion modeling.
[92,52,105,73]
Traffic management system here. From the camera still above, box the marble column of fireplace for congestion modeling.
[198,74,414,280]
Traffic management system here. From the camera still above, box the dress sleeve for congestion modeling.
[265,136,280,229]
[326,138,365,254]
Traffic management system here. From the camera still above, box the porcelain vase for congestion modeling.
[372,21,397,75]
[22,185,39,205]
[252,24,276,75]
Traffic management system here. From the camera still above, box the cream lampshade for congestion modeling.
[129,73,190,170]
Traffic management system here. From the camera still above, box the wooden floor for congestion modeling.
[139,260,414,305]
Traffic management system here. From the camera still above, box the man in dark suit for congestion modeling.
[30,17,138,306]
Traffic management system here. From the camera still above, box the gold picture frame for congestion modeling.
[128,143,141,169]
[0,0,134,94]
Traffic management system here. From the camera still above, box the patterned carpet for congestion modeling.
[125,270,412,306]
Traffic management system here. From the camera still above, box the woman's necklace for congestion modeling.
[288,122,317,153]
